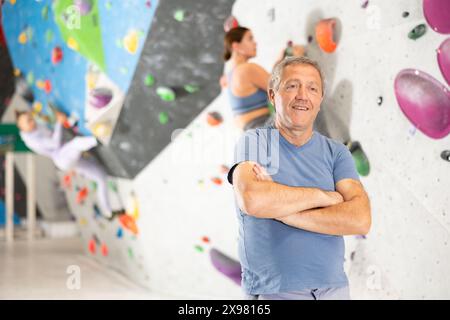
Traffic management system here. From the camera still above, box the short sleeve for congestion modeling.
[333,144,360,183]
[227,129,259,185]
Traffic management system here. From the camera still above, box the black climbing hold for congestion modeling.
[441,150,450,162]
[402,11,409,18]
[377,96,383,106]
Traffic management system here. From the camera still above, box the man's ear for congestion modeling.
[268,88,275,106]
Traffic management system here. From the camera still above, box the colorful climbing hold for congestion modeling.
[173,9,185,22]
[101,243,108,257]
[88,238,96,254]
[202,236,210,244]
[43,80,52,94]
[18,31,28,44]
[45,29,54,44]
[144,74,155,87]
[62,173,72,189]
[76,187,88,204]
[184,84,199,93]
[92,122,112,138]
[194,245,204,253]
[105,1,112,10]
[361,0,369,9]
[316,18,338,53]
[156,86,176,101]
[41,5,49,20]
[441,150,450,162]
[128,247,134,259]
[206,111,223,126]
[394,69,450,139]
[116,227,123,238]
[408,24,427,40]
[209,248,241,286]
[119,214,139,235]
[123,30,139,54]
[423,0,450,34]
[26,72,34,86]
[158,111,169,124]
[74,0,93,15]
[51,47,63,65]
[67,37,79,51]
[437,38,450,85]
[108,181,118,193]
[89,88,113,108]
[347,141,370,176]
[211,177,222,185]
[402,11,410,18]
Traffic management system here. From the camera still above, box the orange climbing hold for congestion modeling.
[207,111,223,126]
[43,80,52,94]
[76,187,88,204]
[315,18,338,53]
[101,243,108,257]
[119,214,139,235]
[211,177,222,185]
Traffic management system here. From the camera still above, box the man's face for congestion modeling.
[269,64,323,131]
[17,112,36,132]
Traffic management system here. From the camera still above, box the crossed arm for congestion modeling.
[232,161,371,236]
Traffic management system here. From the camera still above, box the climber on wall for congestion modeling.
[221,26,305,131]
[15,109,123,219]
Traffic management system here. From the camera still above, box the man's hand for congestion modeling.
[55,111,67,124]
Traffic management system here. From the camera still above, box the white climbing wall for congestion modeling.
[63,0,450,299]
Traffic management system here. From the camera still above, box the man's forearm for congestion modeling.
[241,180,336,219]
[277,195,371,236]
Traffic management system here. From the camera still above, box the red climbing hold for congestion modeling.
[224,15,239,32]
[43,80,52,94]
[101,243,108,256]
[88,239,96,254]
[76,187,88,204]
[202,236,210,244]
[62,174,72,189]
[51,46,63,65]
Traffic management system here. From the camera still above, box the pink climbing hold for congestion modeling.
[74,0,93,16]
[437,38,450,85]
[423,0,450,34]
[394,69,450,139]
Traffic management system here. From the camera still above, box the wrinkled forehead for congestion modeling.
[281,64,322,84]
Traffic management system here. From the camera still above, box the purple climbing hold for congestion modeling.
[437,38,450,86]
[74,0,93,16]
[361,0,369,9]
[209,248,241,286]
[423,0,450,34]
[89,88,113,109]
[394,69,450,139]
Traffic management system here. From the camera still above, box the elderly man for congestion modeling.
[227,56,371,300]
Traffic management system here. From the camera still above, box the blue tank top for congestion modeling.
[227,69,268,116]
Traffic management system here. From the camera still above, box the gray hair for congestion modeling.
[268,56,325,96]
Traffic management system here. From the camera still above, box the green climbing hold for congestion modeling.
[268,101,275,114]
[108,181,118,193]
[26,72,34,86]
[90,181,97,191]
[158,112,169,124]
[348,141,370,177]
[45,29,54,43]
[144,74,155,87]
[194,245,204,253]
[408,24,426,40]
[174,9,185,22]
[156,86,176,101]
[184,84,199,93]
[42,6,49,20]
[128,247,133,259]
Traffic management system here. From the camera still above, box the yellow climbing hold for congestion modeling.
[86,71,99,90]
[123,30,139,54]
[126,192,140,220]
[92,122,112,138]
[79,217,88,226]
[67,37,79,51]
[18,31,27,44]
[13,68,21,77]
[9,0,16,5]
[36,80,45,89]
[33,101,43,113]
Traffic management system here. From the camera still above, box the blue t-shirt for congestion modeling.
[228,126,360,294]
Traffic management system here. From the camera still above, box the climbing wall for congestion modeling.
[2,0,450,299]
[229,0,450,299]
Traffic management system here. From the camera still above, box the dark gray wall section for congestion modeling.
[105,0,234,178]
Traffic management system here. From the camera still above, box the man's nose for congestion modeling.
[295,86,307,99]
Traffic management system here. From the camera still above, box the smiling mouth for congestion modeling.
[292,105,309,111]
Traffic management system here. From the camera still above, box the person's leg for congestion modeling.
[53,136,98,170]
[315,286,351,300]
[74,157,112,218]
